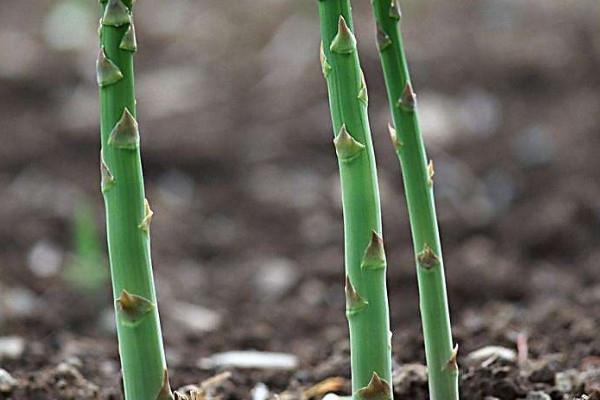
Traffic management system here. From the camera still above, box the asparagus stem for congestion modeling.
[317,2,393,398]
[96,1,172,399]
[369,1,458,399]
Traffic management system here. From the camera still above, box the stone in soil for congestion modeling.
[0,369,18,393]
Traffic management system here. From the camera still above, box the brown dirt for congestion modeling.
[0,0,599,399]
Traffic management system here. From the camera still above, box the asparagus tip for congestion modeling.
[417,243,439,269]
[155,369,175,400]
[376,24,392,52]
[334,124,365,162]
[116,289,154,323]
[345,276,369,317]
[96,47,123,87]
[356,372,391,400]
[361,231,386,270]
[397,82,416,112]
[330,16,357,55]
[102,0,131,27]
[100,150,116,192]
[108,108,140,150]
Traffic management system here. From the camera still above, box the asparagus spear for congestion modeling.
[370,2,458,399]
[317,2,393,398]
[97,1,172,399]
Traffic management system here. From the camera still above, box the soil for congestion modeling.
[0,0,599,399]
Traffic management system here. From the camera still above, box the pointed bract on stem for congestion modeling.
[96,47,123,87]
[139,198,153,233]
[444,344,459,373]
[116,289,155,323]
[102,0,131,27]
[97,18,103,43]
[389,0,402,21]
[100,151,116,192]
[120,22,137,52]
[361,231,386,270]
[376,24,392,52]
[427,160,435,187]
[356,372,392,400]
[345,276,369,316]
[388,123,403,151]
[334,124,365,162]
[320,41,332,77]
[155,370,175,400]
[330,16,357,55]
[108,108,140,149]
[397,82,416,112]
[417,244,439,269]
[358,70,368,104]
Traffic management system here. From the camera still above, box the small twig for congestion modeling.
[517,331,528,365]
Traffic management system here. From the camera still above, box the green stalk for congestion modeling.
[96,0,172,399]
[317,1,392,399]
[369,2,458,400]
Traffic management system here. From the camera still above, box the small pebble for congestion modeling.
[64,356,83,369]
[580,367,600,392]
[555,369,579,393]
[392,363,428,395]
[491,379,525,400]
[169,301,221,333]
[0,336,25,360]
[157,169,196,208]
[322,395,343,400]
[529,365,554,384]
[1,286,39,317]
[0,369,18,393]
[252,382,270,400]
[27,240,62,278]
[513,125,556,167]
[467,346,517,365]
[526,391,551,400]
[253,258,299,299]
[199,351,298,370]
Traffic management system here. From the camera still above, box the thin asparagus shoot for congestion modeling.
[317,1,393,398]
[370,1,458,399]
[96,0,173,399]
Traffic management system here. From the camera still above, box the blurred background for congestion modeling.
[1,0,600,399]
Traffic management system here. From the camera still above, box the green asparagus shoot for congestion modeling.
[96,0,173,399]
[317,1,393,398]
[370,1,458,399]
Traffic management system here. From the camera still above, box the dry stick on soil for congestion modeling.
[97,0,172,399]
[370,1,458,400]
[317,1,393,399]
